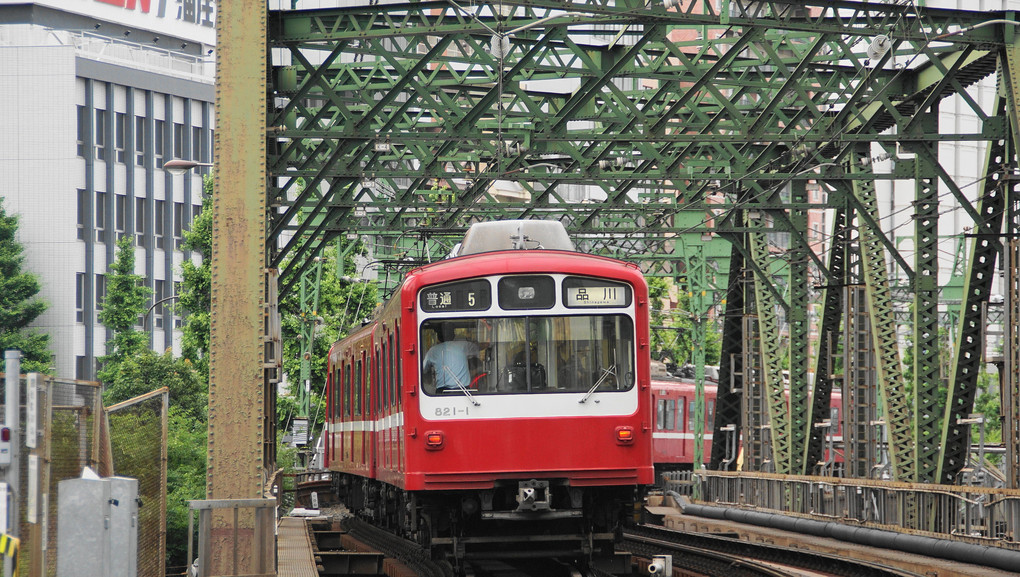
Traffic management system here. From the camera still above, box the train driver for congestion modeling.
[423,330,483,392]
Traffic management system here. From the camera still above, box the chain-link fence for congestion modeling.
[0,369,105,577]
[103,389,168,577]
[3,358,168,577]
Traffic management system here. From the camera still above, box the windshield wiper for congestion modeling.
[442,367,481,406]
[579,365,616,404]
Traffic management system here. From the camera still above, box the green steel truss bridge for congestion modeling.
[207,0,1020,508]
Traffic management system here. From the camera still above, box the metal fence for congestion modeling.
[670,470,1020,550]
[104,389,168,577]
[0,370,106,577]
[3,362,168,577]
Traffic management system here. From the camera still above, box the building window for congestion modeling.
[115,194,127,240]
[192,126,202,161]
[95,191,107,244]
[135,116,146,166]
[174,122,185,160]
[115,112,127,163]
[154,120,165,168]
[135,197,147,248]
[154,199,165,249]
[77,106,87,158]
[95,109,106,160]
[76,273,85,323]
[154,280,166,329]
[95,274,106,312]
[77,189,87,241]
[174,202,185,249]
[75,356,88,380]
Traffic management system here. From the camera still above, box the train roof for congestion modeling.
[450,220,575,257]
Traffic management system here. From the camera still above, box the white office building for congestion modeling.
[0,0,216,380]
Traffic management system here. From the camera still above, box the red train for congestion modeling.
[650,369,845,474]
[324,220,653,573]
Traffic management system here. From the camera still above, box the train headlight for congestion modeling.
[425,430,445,450]
[615,426,634,445]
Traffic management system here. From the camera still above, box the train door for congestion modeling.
[395,324,404,474]
[377,342,386,471]
[345,357,354,463]
[354,353,364,467]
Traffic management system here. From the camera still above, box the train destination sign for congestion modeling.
[563,278,631,308]
[420,279,491,312]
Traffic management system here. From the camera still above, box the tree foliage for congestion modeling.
[0,198,51,372]
[178,175,212,381]
[103,351,206,420]
[278,240,378,436]
[165,406,207,567]
[648,276,721,370]
[97,236,151,383]
[96,182,211,570]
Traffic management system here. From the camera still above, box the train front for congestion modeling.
[402,235,653,568]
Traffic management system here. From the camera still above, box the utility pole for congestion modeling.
[3,350,21,577]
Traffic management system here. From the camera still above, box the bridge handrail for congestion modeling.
[671,470,1020,549]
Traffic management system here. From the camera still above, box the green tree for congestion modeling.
[97,236,151,383]
[0,198,51,372]
[165,406,207,566]
[649,276,690,366]
[178,175,212,381]
[103,351,206,420]
[648,275,722,370]
[278,240,378,438]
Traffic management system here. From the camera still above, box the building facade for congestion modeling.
[1,0,216,380]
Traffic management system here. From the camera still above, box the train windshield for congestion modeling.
[420,315,635,396]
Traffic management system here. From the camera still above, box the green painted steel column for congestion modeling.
[1001,38,1020,490]
[787,181,810,475]
[938,95,1008,485]
[907,113,943,485]
[854,160,916,483]
[208,0,268,573]
[685,243,708,476]
[746,214,791,474]
[804,206,848,474]
[710,241,745,470]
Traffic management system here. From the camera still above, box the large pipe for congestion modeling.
[679,503,1020,573]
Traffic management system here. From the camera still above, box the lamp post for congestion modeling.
[164,159,214,174]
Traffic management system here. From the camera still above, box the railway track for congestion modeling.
[299,476,930,577]
[625,524,927,577]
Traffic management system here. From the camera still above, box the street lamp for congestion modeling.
[164,158,214,175]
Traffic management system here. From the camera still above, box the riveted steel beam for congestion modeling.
[853,158,915,483]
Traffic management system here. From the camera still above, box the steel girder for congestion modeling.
[937,99,1008,485]
[266,1,1003,290]
[262,2,1020,482]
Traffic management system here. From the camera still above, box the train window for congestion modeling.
[497,276,555,310]
[562,277,632,308]
[656,399,675,430]
[706,400,714,427]
[375,347,382,412]
[354,358,363,416]
[395,325,402,406]
[676,400,684,432]
[390,332,397,408]
[687,400,713,430]
[420,314,634,396]
[365,352,372,415]
[420,279,491,312]
[344,362,352,417]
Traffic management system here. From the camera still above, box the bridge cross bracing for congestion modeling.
[209,0,1020,522]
